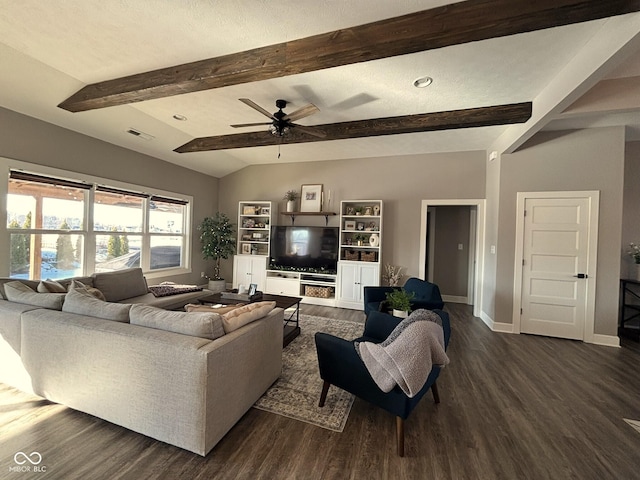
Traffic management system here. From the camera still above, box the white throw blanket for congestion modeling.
[357,310,449,398]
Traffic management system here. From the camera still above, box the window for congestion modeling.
[5,168,191,280]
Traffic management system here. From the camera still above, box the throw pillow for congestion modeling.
[221,301,276,333]
[130,304,225,340]
[70,279,106,301]
[4,281,65,310]
[37,279,67,293]
[63,286,131,322]
[92,267,148,302]
[184,303,247,315]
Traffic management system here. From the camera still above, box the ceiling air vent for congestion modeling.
[126,128,154,141]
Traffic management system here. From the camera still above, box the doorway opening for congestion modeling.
[419,199,485,318]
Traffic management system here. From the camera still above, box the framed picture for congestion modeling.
[260,207,270,215]
[300,184,323,212]
[248,283,258,296]
[241,243,251,254]
[344,220,356,230]
[243,205,257,215]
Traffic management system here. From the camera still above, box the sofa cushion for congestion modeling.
[58,276,94,290]
[3,281,65,310]
[130,304,225,340]
[221,301,276,333]
[37,279,67,293]
[92,268,148,302]
[63,286,131,322]
[0,278,40,300]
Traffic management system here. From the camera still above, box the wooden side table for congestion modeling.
[619,278,640,341]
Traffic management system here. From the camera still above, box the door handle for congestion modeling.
[574,273,588,279]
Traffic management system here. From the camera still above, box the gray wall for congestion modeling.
[495,127,626,336]
[622,141,640,279]
[218,152,486,282]
[0,107,219,285]
[432,206,470,297]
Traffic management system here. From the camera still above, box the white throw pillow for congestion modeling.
[221,301,276,333]
[130,304,225,340]
[4,281,65,310]
[63,286,131,322]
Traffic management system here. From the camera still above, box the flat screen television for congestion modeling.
[270,226,339,273]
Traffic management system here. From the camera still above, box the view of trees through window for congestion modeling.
[6,172,188,280]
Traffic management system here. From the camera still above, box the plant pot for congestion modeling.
[392,309,409,319]
[634,263,640,281]
[208,279,226,293]
[286,200,296,212]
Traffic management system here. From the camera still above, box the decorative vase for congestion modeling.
[286,200,296,212]
[393,309,409,319]
[208,279,225,293]
[634,263,640,281]
[369,233,380,247]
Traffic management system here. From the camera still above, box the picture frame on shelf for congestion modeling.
[260,207,270,215]
[346,206,355,215]
[357,222,365,231]
[243,206,257,215]
[344,220,356,230]
[364,206,373,215]
[300,184,323,212]
[241,243,251,254]
[248,283,258,296]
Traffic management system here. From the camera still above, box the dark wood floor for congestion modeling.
[2,304,640,479]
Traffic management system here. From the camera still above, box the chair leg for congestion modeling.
[396,417,405,457]
[431,381,440,404]
[319,380,330,407]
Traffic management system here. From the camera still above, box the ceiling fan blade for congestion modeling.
[282,103,319,122]
[175,102,532,153]
[292,124,326,138]
[230,122,272,128]
[239,98,275,119]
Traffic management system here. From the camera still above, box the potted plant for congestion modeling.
[198,212,236,292]
[628,242,640,280]
[284,190,299,212]
[385,288,415,318]
[353,233,367,246]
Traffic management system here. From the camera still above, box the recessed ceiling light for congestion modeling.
[173,114,187,121]
[413,76,433,88]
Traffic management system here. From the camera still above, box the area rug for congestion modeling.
[253,314,363,432]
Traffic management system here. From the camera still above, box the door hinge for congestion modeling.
[524,210,527,217]
[520,308,523,315]
[522,259,525,266]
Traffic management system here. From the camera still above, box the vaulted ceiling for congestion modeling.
[1,0,639,178]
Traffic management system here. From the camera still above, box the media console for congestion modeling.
[265,270,337,306]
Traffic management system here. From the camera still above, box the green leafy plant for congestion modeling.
[628,243,640,264]
[385,289,415,313]
[283,190,299,201]
[198,213,236,280]
[353,233,367,243]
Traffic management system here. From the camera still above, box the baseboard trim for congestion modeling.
[590,334,620,348]
[442,295,468,304]
[479,311,516,333]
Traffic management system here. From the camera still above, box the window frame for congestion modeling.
[1,158,193,280]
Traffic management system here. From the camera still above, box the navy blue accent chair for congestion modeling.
[363,277,444,315]
[315,309,451,456]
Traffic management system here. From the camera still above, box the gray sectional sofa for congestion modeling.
[0,268,284,456]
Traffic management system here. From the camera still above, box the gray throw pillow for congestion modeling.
[63,286,131,322]
[92,268,148,302]
[37,279,67,293]
[4,281,65,310]
[130,304,225,340]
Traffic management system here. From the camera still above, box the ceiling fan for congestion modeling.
[231,98,326,139]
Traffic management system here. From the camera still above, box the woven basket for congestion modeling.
[344,250,359,261]
[360,251,377,262]
[305,286,333,298]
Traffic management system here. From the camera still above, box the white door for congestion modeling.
[519,195,595,340]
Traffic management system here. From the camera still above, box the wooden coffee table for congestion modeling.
[198,293,302,347]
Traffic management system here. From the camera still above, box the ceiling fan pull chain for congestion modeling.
[278,143,281,159]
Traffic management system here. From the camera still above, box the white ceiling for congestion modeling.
[1,1,639,178]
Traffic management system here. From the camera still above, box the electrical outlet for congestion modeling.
[458,243,463,250]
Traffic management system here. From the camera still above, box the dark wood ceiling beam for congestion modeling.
[174,102,532,152]
[59,0,640,112]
